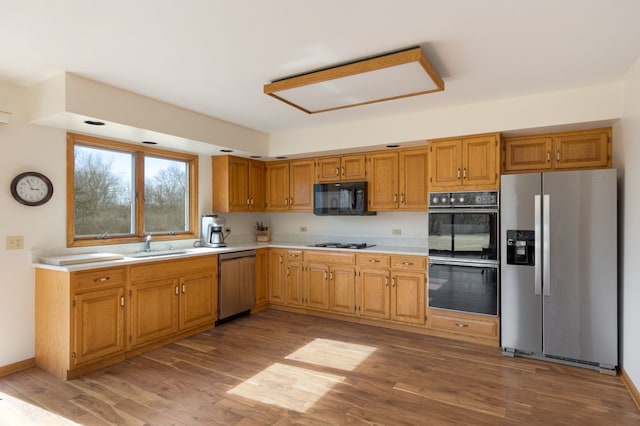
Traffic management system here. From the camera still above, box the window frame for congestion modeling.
[67,133,199,247]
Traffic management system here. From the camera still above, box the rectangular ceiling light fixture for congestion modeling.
[264,47,444,114]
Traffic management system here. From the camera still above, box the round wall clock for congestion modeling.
[10,171,54,206]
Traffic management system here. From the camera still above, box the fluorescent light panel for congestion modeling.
[264,47,444,114]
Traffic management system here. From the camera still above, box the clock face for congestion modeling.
[11,172,54,206]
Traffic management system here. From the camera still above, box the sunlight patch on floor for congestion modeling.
[0,392,80,425]
[285,338,377,371]
[227,363,344,412]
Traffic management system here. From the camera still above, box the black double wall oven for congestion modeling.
[428,191,499,316]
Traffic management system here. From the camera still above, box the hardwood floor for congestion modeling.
[1,310,638,425]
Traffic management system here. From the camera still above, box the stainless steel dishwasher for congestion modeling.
[217,250,256,323]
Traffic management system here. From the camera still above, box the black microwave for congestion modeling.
[313,182,376,216]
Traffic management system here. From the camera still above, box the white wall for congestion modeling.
[613,55,640,387]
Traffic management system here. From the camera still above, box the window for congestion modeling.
[67,133,198,247]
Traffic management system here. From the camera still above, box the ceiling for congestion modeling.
[2,0,640,135]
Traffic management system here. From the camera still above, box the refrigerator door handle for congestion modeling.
[534,194,542,296]
[543,194,551,296]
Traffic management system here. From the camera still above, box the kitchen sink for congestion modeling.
[128,249,188,258]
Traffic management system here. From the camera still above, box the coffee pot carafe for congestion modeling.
[201,214,229,247]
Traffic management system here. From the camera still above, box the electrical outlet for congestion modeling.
[392,229,402,236]
[300,226,307,232]
[6,235,24,250]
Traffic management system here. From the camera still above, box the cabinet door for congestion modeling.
[129,277,179,348]
[228,157,250,212]
[359,268,390,319]
[330,265,356,314]
[368,151,399,210]
[553,130,610,170]
[286,262,305,306]
[429,140,462,189]
[290,159,315,211]
[316,157,341,182]
[180,271,216,330]
[341,154,367,181]
[73,287,125,366]
[463,135,498,188]
[255,248,269,308]
[268,249,286,303]
[306,263,330,310]
[266,161,290,212]
[248,160,266,211]
[391,271,425,324]
[502,136,553,172]
[399,148,428,210]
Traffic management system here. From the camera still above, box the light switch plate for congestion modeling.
[6,236,24,250]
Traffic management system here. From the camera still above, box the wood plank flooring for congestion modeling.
[1,310,638,425]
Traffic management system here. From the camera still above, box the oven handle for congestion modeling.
[429,259,499,269]
[428,208,499,214]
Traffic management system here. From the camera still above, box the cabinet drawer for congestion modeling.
[73,268,125,292]
[287,250,303,262]
[430,311,497,338]
[358,254,390,268]
[305,250,355,265]
[391,255,426,271]
[130,255,217,281]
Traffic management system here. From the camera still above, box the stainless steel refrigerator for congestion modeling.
[500,169,617,373]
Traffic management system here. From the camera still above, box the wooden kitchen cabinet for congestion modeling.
[429,133,500,191]
[265,159,315,212]
[285,250,304,306]
[253,248,269,312]
[390,255,426,325]
[268,248,286,304]
[212,155,265,212]
[128,256,217,350]
[36,267,127,379]
[429,308,499,345]
[304,250,357,314]
[368,147,428,211]
[316,154,367,182]
[357,254,391,320]
[502,128,611,173]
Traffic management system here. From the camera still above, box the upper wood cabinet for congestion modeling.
[265,159,315,212]
[502,128,612,173]
[212,155,265,212]
[428,133,500,191]
[368,147,428,211]
[316,154,367,182]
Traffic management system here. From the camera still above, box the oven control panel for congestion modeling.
[429,191,499,208]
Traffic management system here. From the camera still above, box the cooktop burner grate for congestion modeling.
[309,242,375,249]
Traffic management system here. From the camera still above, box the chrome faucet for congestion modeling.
[144,234,152,252]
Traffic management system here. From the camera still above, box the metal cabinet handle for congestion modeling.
[284,198,289,206]
[175,286,179,295]
[385,276,389,286]
[402,261,414,266]
[457,168,461,179]
[330,271,334,280]
[324,271,327,280]
[120,296,125,307]
[547,151,551,162]
[556,150,560,161]
[182,284,186,293]
[286,267,290,276]
[335,167,339,176]
[289,197,293,206]
[393,193,398,203]
[455,323,469,328]
[250,198,254,206]
[463,168,467,179]
[400,193,404,203]
[369,259,380,263]
[392,277,396,287]
[341,166,345,176]
[93,276,110,283]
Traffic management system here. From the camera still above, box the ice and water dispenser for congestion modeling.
[506,230,535,266]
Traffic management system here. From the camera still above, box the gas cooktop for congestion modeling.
[309,242,375,250]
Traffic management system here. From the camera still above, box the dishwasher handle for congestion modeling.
[219,250,257,261]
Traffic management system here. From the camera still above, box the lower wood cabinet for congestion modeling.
[428,308,499,342]
[253,248,269,312]
[35,254,217,380]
